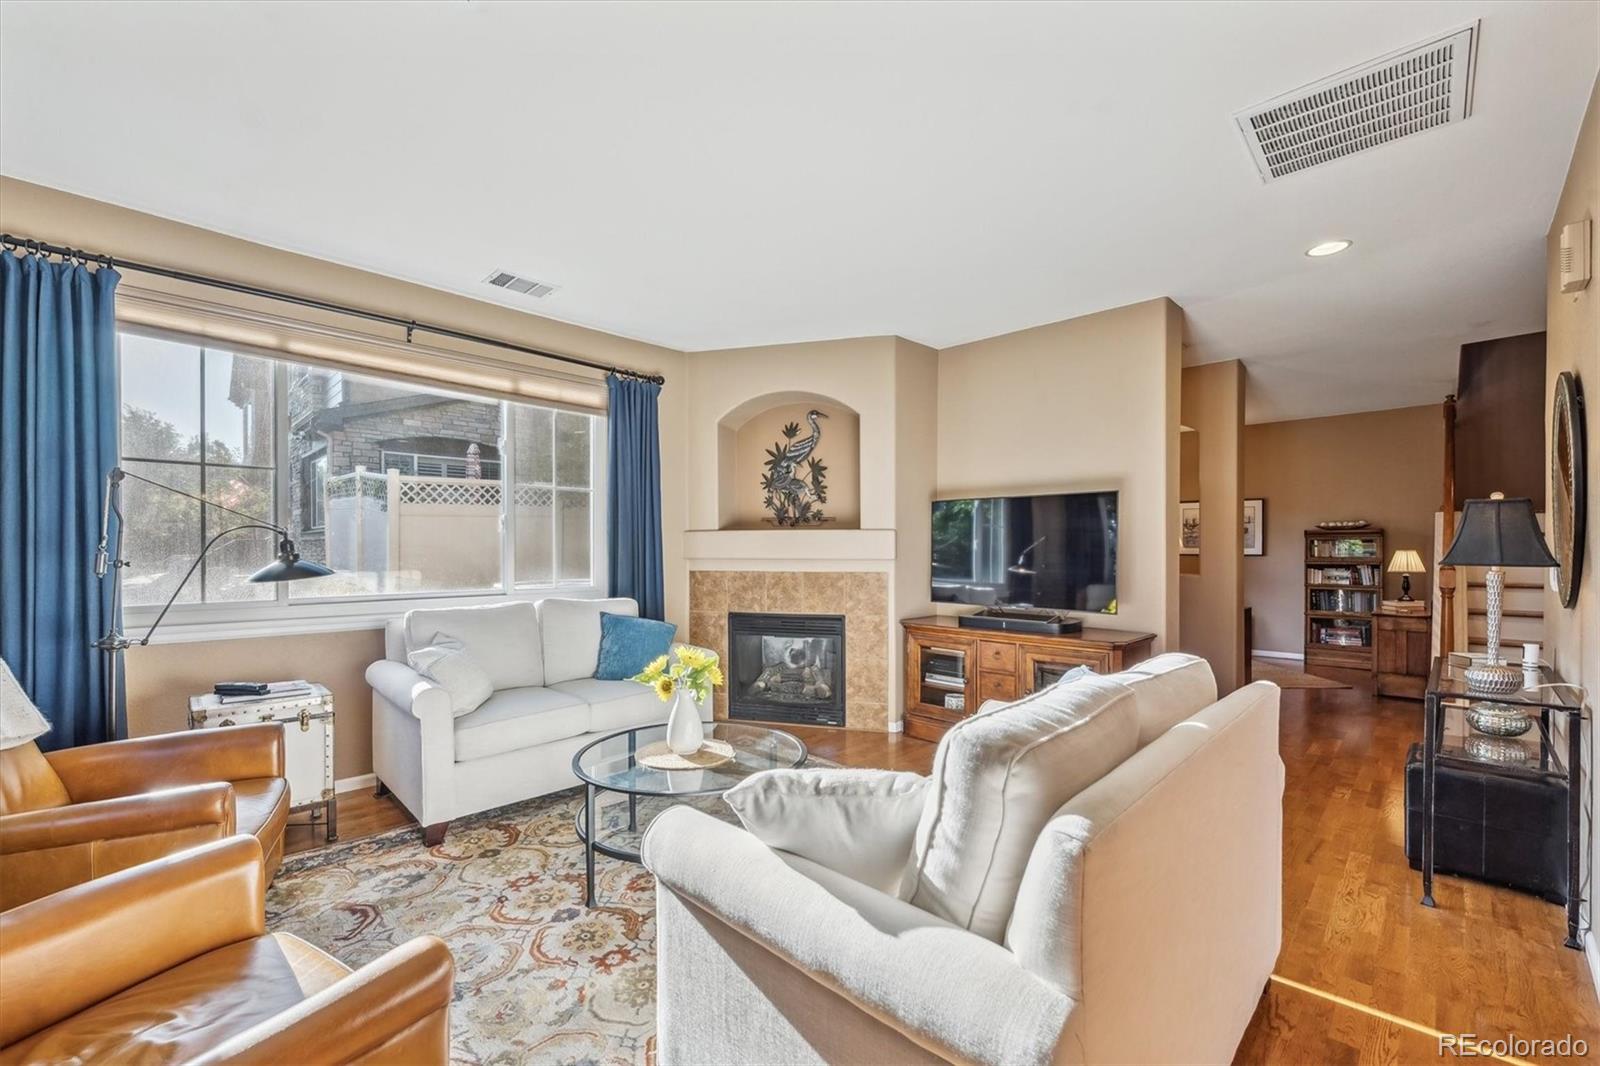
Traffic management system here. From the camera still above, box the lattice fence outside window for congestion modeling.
[396,476,503,508]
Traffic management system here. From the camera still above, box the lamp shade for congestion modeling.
[1439,496,1558,568]
[249,538,335,583]
[1387,549,1426,575]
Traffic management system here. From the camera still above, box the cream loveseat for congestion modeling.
[643,655,1284,1066]
[367,597,709,843]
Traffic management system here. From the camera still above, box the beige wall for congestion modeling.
[124,630,385,782]
[0,178,690,774]
[1178,361,1245,692]
[935,298,1182,648]
[688,337,900,532]
[727,401,861,528]
[1243,405,1444,656]
[1544,76,1598,939]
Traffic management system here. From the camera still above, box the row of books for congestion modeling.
[1306,565,1380,586]
[1380,599,1428,614]
[1311,618,1372,647]
[1308,538,1379,560]
[1309,589,1376,614]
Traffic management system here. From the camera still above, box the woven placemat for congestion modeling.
[638,738,735,770]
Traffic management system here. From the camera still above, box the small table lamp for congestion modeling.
[1387,549,1426,601]
[1439,493,1558,695]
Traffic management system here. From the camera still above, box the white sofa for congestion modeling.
[366,597,709,844]
[643,657,1284,1066]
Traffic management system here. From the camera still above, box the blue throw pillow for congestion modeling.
[596,612,678,681]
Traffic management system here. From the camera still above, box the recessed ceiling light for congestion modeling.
[1306,240,1352,258]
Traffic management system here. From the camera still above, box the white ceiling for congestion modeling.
[1,1,1595,423]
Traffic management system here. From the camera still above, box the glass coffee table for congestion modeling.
[571,721,808,906]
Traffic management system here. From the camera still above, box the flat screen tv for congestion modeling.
[931,491,1117,613]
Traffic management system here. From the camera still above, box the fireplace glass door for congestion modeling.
[727,612,846,727]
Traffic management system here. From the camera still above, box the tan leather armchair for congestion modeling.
[0,835,454,1064]
[0,724,290,909]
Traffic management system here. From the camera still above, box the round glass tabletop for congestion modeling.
[572,721,808,797]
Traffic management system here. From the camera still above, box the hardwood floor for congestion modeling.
[293,679,1598,1063]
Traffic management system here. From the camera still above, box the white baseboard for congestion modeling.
[1252,650,1305,662]
[888,720,904,734]
[335,773,377,794]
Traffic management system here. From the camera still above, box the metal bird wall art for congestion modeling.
[761,409,830,526]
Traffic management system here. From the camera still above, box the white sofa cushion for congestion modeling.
[1109,653,1218,748]
[405,601,543,690]
[724,768,931,894]
[407,642,494,717]
[550,678,673,734]
[902,673,1138,941]
[453,686,587,762]
[538,597,639,685]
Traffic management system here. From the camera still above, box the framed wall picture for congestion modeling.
[1243,498,1265,556]
[1179,501,1200,555]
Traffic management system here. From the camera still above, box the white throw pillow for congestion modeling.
[408,641,495,718]
[403,601,542,690]
[724,768,931,894]
[901,673,1138,941]
[1109,653,1218,747]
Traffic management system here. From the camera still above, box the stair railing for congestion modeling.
[1438,394,1457,657]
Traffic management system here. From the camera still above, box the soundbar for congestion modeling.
[957,607,1083,635]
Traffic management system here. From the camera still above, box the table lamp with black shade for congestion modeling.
[93,466,334,741]
[1438,493,1558,697]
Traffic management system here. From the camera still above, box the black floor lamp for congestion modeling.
[93,466,333,741]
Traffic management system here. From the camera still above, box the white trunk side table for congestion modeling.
[188,684,336,842]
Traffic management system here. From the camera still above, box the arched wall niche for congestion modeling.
[716,391,861,530]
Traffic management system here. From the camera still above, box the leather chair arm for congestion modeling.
[366,659,453,720]
[0,783,236,854]
[0,836,266,1048]
[196,935,456,1065]
[46,723,286,802]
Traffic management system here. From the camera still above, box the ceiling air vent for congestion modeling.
[1234,22,1478,183]
[484,269,558,299]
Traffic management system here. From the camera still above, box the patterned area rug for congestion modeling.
[266,781,799,1065]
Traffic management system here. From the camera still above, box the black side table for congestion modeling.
[1421,656,1585,949]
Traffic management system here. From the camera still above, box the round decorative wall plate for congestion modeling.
[1550,371,1586,609]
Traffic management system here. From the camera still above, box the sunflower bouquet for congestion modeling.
[632,645,724,703]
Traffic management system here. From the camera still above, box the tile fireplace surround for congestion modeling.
[689,570,890,731]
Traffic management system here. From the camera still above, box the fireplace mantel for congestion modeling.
[684,527,895,563]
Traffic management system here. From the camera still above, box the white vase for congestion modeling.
[666,687,705,755]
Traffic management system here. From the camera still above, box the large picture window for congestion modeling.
[117,329,602,617]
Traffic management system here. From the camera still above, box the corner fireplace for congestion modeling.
[727,612,846,727]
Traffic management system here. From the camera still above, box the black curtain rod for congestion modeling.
[0,232,666,385]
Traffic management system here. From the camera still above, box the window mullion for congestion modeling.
[500,403,513,595]
[275,360,291,607]
[198,347,208,604]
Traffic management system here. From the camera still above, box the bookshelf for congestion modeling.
[1304,528,1384,670]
